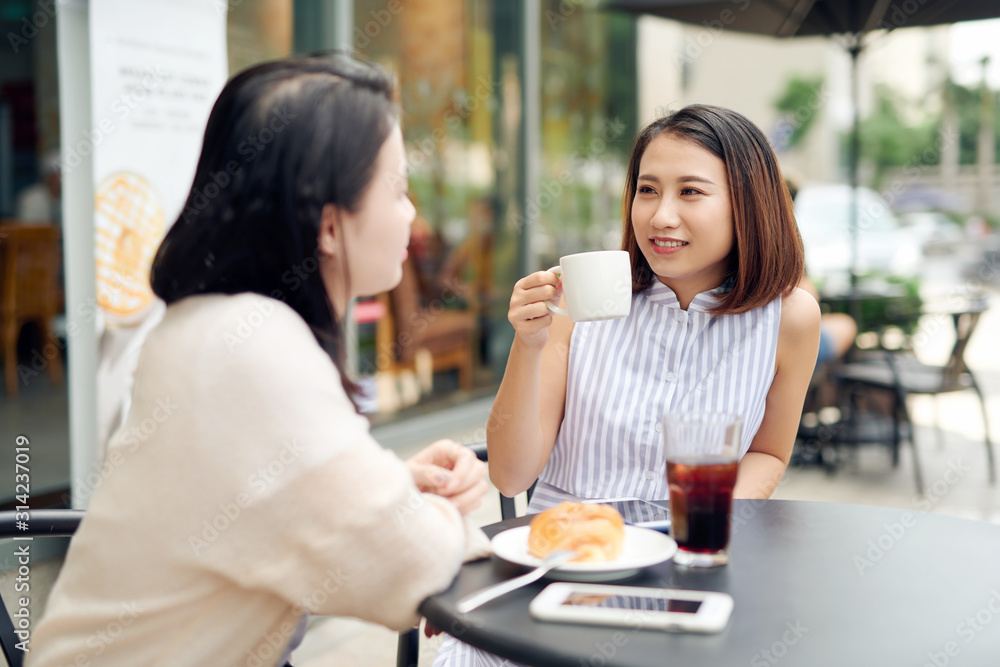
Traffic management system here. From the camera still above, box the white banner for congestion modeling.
[88,0,227,452]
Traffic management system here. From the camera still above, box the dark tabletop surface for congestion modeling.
[420,499,1000,667]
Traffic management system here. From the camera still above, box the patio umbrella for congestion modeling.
[606,0,1000,289]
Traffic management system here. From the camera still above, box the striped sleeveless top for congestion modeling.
[432,280,783,667]
[527,278,781,512]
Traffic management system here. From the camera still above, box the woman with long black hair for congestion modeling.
[31,55,489,667]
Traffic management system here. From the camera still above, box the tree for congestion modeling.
[773,74,825,150]
[857,84,938,187]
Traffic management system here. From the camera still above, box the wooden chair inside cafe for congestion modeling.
[0,222,64,396]
[377,254,475,395]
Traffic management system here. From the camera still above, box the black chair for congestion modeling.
[396,441,535,667]
[1,509,84,667]
[835,299,995,494]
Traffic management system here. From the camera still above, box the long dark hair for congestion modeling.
[621,104,803,315]
[150,54,398,402]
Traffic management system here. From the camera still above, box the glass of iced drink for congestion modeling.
[663,412,742,567]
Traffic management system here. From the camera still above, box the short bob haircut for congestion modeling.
[621,104,803,315]
[151,54,398,402]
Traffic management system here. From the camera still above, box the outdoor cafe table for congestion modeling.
[420,499,1000,667]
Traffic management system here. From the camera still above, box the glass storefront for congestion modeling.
[1,1,67,506]
[353,0,508,411]
[536,0,636,268]
[0,0,636,507]
[350,0,637,418]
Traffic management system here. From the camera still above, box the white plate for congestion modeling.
[490,525,678,582]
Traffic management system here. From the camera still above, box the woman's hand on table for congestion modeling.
[509,270,561,349]
[406,439,488,515]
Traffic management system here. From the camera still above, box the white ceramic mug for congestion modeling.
[546,250,632,322]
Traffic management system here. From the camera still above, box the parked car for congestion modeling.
[899,211,964,255]
[794,184,921,293]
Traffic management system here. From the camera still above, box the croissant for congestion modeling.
[528,501,625,563]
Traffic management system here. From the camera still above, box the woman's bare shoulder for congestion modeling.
[779,287,821,345]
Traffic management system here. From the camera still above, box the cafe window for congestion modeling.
[535,1,636,267]
[0,0,298,508]
[352,0,508,415]
[228,0,294,73]
[345,0,638,417]
[1,1,67,508]
[0,0,639,490]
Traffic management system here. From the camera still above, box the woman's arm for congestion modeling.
[487,271,574,496]
[166,296,488,632]
[733,287,821,499]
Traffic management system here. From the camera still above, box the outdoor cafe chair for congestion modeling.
[0,508,84,667]
[835,298,995,495]
[397,441,535,667]
[0,222,64,396]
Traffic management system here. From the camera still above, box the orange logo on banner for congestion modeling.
[94,172,166,325]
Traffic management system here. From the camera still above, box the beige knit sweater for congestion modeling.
[28,294,489,667]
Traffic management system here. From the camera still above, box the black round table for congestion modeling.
[420,500,1000,667]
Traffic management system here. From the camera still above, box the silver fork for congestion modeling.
[456,549,578,614]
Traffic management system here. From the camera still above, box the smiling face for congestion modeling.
[630,132,734,305]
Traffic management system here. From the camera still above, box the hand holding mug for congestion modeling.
[508,270,562,349]
[508,250,632,349]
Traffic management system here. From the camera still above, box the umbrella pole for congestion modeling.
[845,35,865,336]
[849,37,862,295]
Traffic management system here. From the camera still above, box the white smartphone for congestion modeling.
[583,497,672,532]
[530,583,734,633]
